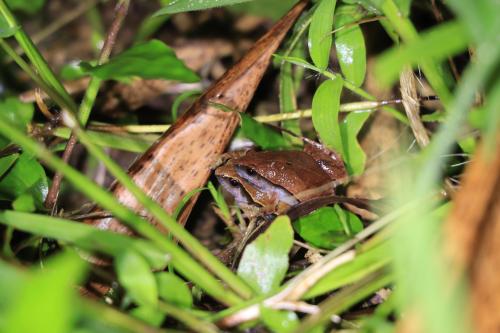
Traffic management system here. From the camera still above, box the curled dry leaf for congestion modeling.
[85,0,309,236]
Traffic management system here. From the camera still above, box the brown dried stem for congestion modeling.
[45,0,130,211]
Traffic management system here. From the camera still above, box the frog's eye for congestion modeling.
[229,179,239,187]
[246,167,256,176]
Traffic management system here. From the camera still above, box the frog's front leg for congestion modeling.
[210,149,250,170]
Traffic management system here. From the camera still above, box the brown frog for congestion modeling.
[215,140,348,217]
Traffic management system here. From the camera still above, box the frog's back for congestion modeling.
[234,150,335,200]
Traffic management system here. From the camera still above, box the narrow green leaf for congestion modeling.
[375,20,469,87]
[240,113,291,150]
[171,90,201,121]
[154,0,252,16]
[0,153,19,178]
[311,77,344,154]
[6,0,45,14]
[130,306,165,327]
[53,127,154,153]
[275,54,323,73]
[231,0,297,20]
[12,192,35,212]
[261,306,299,333]
[308,0,337,70]
[304,242,391,298]
[0,152,48,208]
[0,97,34,130]
[0,24,18,37]
[83,40,200,82]
[115,249,158,307]
[339,110,371,175]
[334,5,366,87]
[237,216,294,294]
[293,206,363,250]
[3,251,86,333]
[0,210,170,270]
[156,272,193,308]
[279,48,303,145]
[208,181,231,221]
[447,0,500,44]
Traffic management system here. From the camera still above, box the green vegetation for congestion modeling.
[0,0,498,332]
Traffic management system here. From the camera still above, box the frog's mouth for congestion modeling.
[235,166,298,207]
[216,175,254,206]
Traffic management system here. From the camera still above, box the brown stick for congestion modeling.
[45,0,130,211]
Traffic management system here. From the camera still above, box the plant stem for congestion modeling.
[0,0,77,112]
[0,40,71,112]
[291,269,393,333]
[380,0,452,105]
[157,301,220,333]
[68,115,254,300]
[0,115,243,306]
[45,0,129,210]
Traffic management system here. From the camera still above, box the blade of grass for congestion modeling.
[45,0,131,210]
[291,269,393,333]
[0,113,243,306]
[275,54,409,124]
[378,0,453,104]
[0,0,77,112]
[157,301,220,333]
[0,210,170,270]
[0,39,72,113]
[64,110,254,300]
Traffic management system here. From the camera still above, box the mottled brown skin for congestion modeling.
[215,143,348,215]
[85,0,309,235]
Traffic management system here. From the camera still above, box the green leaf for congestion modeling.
[334,5,366,87]
[364,0,411,16]
[240,113,291,150]
[6,0,45,14]
[0,23,18,38]
[279,47,303,145]
[261,306,299,333]
[0,152,48,208]
[82,40,200,82]
[115,249,158,307]
[304,242,391,298]
[0,97,34,131]
[60,61,94,80]
[2,251,86,333]
[293,206,363,250]
[275,54,323,73]
[208,181,231,221]
[340,110,371,175]
[130,306,165,327]
[231,0,297,20]
[447,0,500,44]
[155,272,193,308]
[375,20,469,87]
[12,192,35,212]
[0,210,170,270]
[53,127,155,153]
[237,216,294,294]
[311,77,344,154]
[308,0,337,70]
[154,0,252,15]
[0,153,19,178]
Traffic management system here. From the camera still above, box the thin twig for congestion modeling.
[430,0,461,81]
[400,68,455,196]
[400,68,430,147]
[45,0,130,210]
[7,0,99,63]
